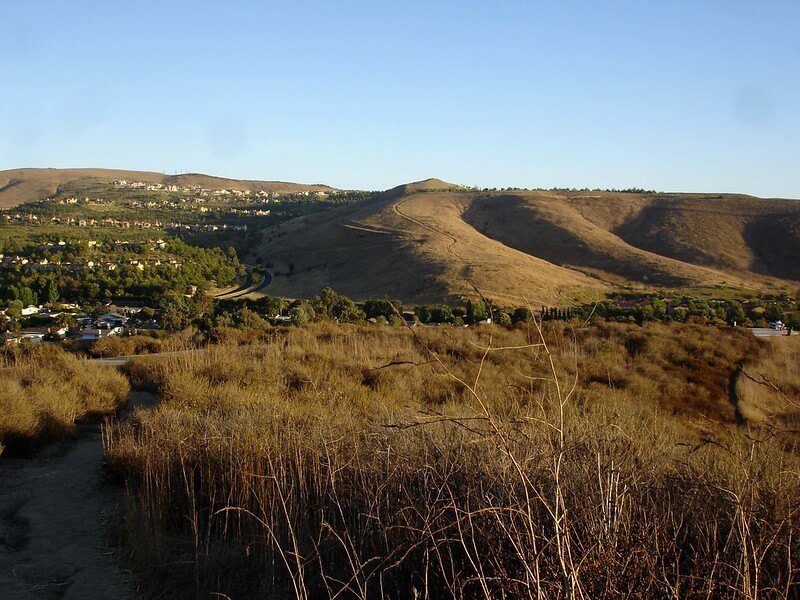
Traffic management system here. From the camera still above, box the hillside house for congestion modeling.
[94,312,128,328]
[21,305,42,317]
[79,312,128,342]
[80,327,123,342]
[3,326,68,345]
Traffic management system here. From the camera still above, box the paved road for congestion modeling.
[750,328,796,338]
[212,265,255,298]
[213,265,272,299]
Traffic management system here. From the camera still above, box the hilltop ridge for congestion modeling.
[385,178,463,196]
[0,168,337,209]
[251,183,800,305]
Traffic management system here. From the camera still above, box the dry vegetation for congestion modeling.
[105,322,800,598]
[737,335,800,433]
[86,332,197,358]
[256,185,800,304]
[0,345,130,456]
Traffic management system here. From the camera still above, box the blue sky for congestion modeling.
[1,1,798,196]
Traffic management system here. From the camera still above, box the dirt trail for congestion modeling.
[0,391,156,599]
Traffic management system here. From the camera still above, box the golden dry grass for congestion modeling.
[0,344,130,455]
[737,335,800,429]
[254,190,605,306]
[86,331,198,359]
[253,186,800,304]
[106,322,798,598]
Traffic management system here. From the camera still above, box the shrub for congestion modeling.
[0,345,130,455]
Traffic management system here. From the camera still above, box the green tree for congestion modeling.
[726,301,746,324]
[236,307,267,329]
[259,295,288,317]
[55,313,77,329]
[333,297,365,323]
[84,282,101,300]
[512,307,533,323]
[311,288,365,323]
[6,300,23,318]
[651,299,667,320]
[416,306,432,324]
[310,287,340,321]
[18,286,37,307]
[466,300,489,324]
[785,312,800,330]
[364,299,402,320]
[430,305,454,323]
[763,304,785,322]
[160,293,210,331]
[289,301,315,326]
[496,311,512,326]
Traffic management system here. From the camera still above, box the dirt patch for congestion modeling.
[0,391,155,599]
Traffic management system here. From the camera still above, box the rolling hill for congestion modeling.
[0,168,336,209]
[251,182,800,305]
[4,167,798,305]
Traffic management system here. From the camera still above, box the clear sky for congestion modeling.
[1,1,798,196]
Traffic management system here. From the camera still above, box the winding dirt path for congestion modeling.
[393,197,463,260]
[0,391,156,599]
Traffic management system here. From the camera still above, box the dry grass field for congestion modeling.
[254,187,606,306]
[84,331,199,359]
[0,345,130,456]
[736,335,800,431]
[0,167,336,209]
[105,321,799,598]
[254,184,800,304]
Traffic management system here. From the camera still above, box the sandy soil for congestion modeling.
[0,391,155,599]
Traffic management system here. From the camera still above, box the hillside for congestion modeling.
[0,168,336,209]
[384,178,464,195]
[251,183,800,305]
[5,168,798,305]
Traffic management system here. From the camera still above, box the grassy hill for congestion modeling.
[251,183,800,305]
[0,168,336,209]
[5,168,798,305]
[252,186,604,306]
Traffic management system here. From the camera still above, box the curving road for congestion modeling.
[213,265,272,299]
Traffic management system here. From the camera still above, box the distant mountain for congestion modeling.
[250,182,800,305]
[0,168,337,209]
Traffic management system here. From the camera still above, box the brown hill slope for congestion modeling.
[462,192,800,287]
[161,173,336,194]
[385,178,464,195]
[252,188,605,306]
[607,194,800,281]
[251,185,800,304]
[0,168,336,209]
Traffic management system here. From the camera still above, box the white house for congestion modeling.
[94,312,128,328]
[80,325,124,342]
[21,305,41,317]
